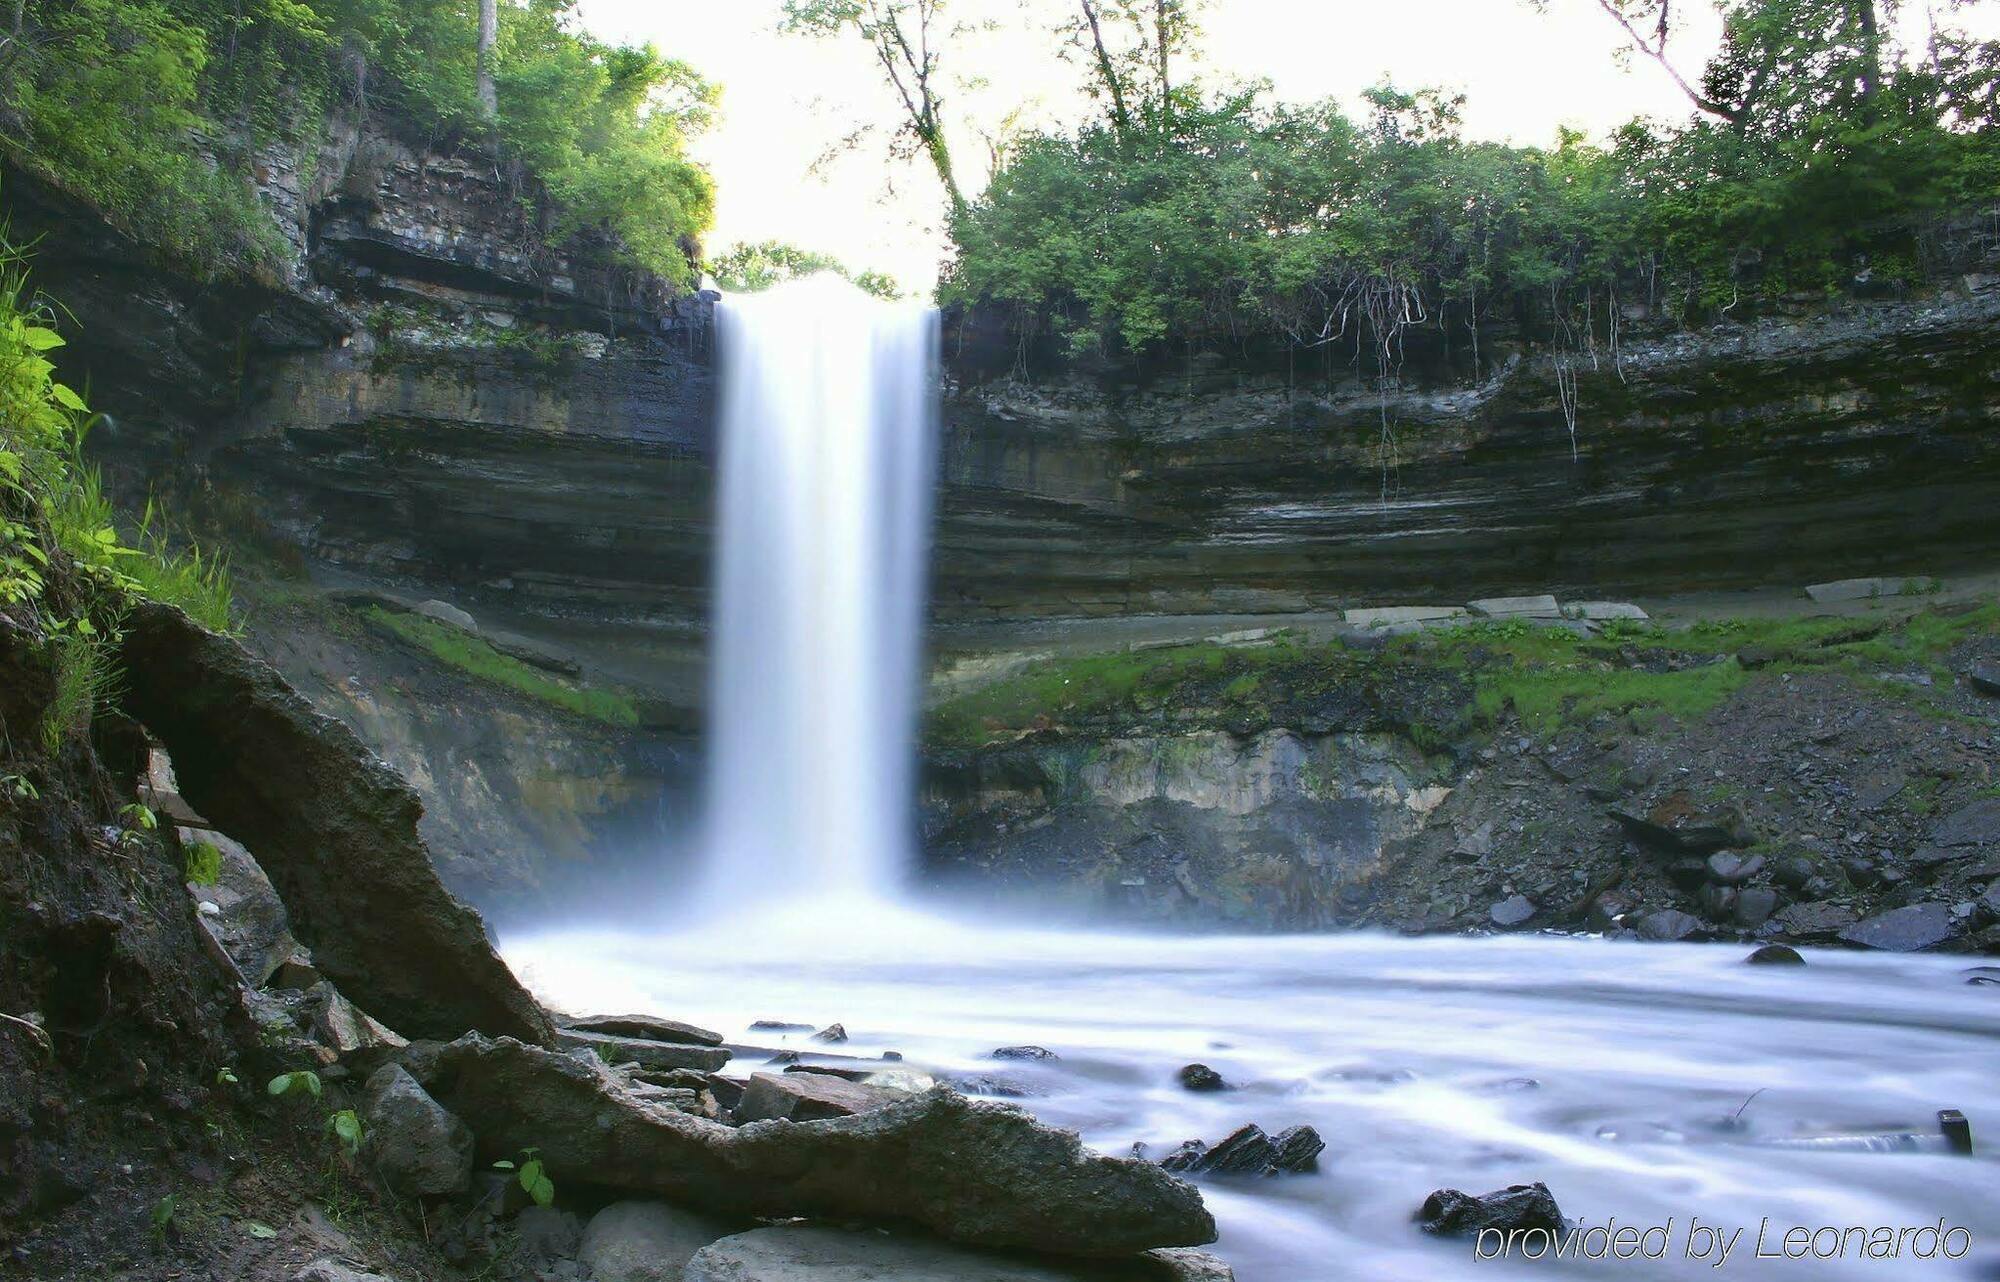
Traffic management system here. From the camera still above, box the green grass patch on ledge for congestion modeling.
[362,607,638,728]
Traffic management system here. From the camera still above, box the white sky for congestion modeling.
[574,0,1991,292]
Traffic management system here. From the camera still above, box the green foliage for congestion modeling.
[709,241,902,299]
[362,607,639,726]
[326,1108,364,1158]
[38,620,120,756]
[267,1069,324,1100]
[150,1194,178,1236]
[947,1,2000,355]
[0,1,717,280]
[516,1150,555,1207]
[186,841,225,887]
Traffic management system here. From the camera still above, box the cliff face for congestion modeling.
[12,122,2000,914]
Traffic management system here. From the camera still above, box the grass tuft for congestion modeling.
[363,608,638,728]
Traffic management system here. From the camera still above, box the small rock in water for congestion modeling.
[749,1020,812,1033]
[1415,1182,1565,1238]
[1177,1063,1228,1092]
[1159,1123,1323,1176]
[810,1023,848,1044]
[1745,944,1805,966]
[565,1014,723,1047]
[1488,895,1535,928]
[991,1045,1059,1061]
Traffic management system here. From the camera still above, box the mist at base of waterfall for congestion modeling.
[504,913,2000,1281]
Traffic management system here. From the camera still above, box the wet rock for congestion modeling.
[1488,895,1535,928]
[1746,944,1805,966]
[1734,888,1780,929]
[361,1063,474,1198]
[556,1029,730,1073]
[415,599,478,632]
[1929,800,2000,850]
[685,1226,1234,1281]
[1612,793,1753,854]
[1159,1124,1322,1177]
[1771,854,1817,891]
[810,1023,848,1044]
[580,1201,739,1282]
[1665,858,1711,891]
[175,826,298,987]
[749,1020,812,1033]
[422,1035,1214,1255]
[1699,884,1739,921]
[564,1014,723,1047]
[1585,891,1634,933]
[294,1262,400,1282]
[1176,1064,1227,1092]
[1705,852,1765,886]
[118,602,552,1044]
[1635,909,1704,942]
[1970,663,2000,697]
[1415,1182,1565,1238]
[992,1045,1060,1061]
[733,1072,902,1123]
[515,1206,582,1265]
[1773,900,1859,939]
[1838,903,1957,952]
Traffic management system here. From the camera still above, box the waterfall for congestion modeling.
[699,276,939,907]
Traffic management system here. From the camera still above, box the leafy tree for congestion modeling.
[708,240,901,298]
[781,0,967,213]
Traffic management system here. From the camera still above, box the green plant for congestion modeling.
[215,1066,239,1086]
[362,607,638,727]
[326,1108,364,1159]
[494,1147,555,1207]
[185,840,224,887]
[149,1193,178,1236]
[1,774,39,802]
[267,1069,323,1100]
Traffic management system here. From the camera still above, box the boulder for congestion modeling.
[1567,601,1648,621]
[176,827,298,986]
[684,1226,1234,1281]
[1804,577,1922,604]
[734,1072,902,1122]
[117,603,551,1045]
[1415,1182,1565,1238]
[581,1201,740,1282]
[1969,663,2000,698]
[514,1206,582,1265]
[420,1035,1214,1256]
[992,1045,1060,1061]
[361,1063,474,1198]
[557,1028,730,1072]
[1929,799,2000,850]
[415,599,479,632]
[811,1023,849,1043]
[564,1014,724,1046]
[307,982,408,1061]
[1635,910,1704,942]
[1773,900,1859,938]
[1488,895,1535,928]
[1838,903,1957,952]
[1705,853,1765,886]
[1734,888,1780,929]
[1745,944,1805,966]
[1612,793,1753,854]
[1159,1124,1322,1176]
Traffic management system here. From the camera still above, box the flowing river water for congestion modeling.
[505,912,2000,1280]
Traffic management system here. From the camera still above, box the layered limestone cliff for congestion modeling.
[11,115,2000,916]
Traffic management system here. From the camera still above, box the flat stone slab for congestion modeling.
[1838,903,1957,952]
[565,1013,724,1047]
[423,1035,1215,1256]
[1567,601,1649,621]
[558,1029,730,1073]
[735,1072,903,1123]
[1929,798,2000,848]
[1800,576,1904,604]
[1345,605,1468,628]
[1468,594,1561,619]
[685,1226,1234,1281]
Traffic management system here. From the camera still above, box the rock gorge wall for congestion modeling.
[11,118,2000,915]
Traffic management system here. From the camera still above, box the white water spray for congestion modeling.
[698,276,939,908]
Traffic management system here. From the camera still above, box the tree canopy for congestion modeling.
[0,0,717,282]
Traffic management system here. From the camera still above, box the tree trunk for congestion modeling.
[1852,0,1882,98]
[1078,0,1130,142]
[477,0,497,119]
